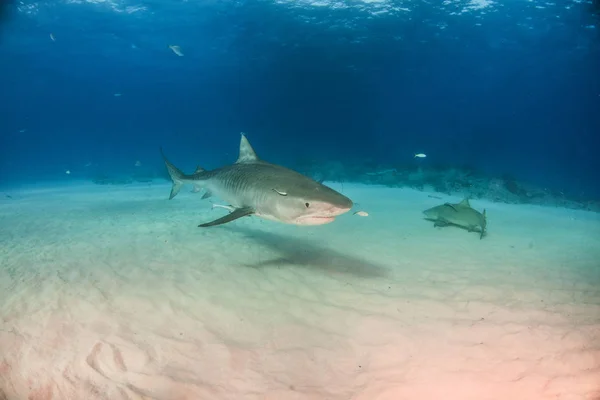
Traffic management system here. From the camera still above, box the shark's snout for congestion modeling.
[340,196,354,211]
[311,187,353,216]
[329,192,353,212]
[422,209,436,219]
[329,195,353,216]
[294,196,353,226]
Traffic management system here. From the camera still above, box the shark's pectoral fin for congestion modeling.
[198,207,254,227]
[434,219,449,227]
[201,190,213,199]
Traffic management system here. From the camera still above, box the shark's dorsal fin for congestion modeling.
[236,132,260,164]
[457,198,471,208]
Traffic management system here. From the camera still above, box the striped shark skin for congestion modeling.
[161,133,354,227]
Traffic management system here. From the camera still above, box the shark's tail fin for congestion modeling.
[480,209,487,239]
[160,147,187,200]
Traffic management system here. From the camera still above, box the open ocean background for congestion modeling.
[0,0,599,199]
[2,3,600,399]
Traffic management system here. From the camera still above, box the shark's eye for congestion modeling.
[305,202,310,208]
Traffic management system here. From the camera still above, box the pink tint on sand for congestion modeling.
[0,183,599,400]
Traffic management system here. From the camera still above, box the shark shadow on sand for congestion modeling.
[224,226,390,279]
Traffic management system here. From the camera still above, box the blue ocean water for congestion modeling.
[0,0,599,201]
[2,3,600,398]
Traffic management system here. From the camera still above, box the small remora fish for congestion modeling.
[161,133,354,227]
[422,198,487,239]
[414,153,427,158]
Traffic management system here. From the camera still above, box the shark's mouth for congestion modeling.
[296,215,336,225]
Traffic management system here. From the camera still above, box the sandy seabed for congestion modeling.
[0,182,599,400]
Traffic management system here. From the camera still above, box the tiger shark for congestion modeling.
[161,133,354,227]
[422,198,487,239]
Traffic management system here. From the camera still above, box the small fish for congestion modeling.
[353,211,369,217]
[50,33,55,42]
[134,160,142,167]
[65,170,71,175]
[169,45,184,56]
[18,129,26,133]
[114,93,122,97]
[211,204,235,212]
[414,153,427,158]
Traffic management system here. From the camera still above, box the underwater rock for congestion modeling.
[289,159,598,212]
[502,174,526,196]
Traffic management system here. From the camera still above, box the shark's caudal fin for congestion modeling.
[480,209,487,240]
[160,148,185,199]
[160,148,204,200]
